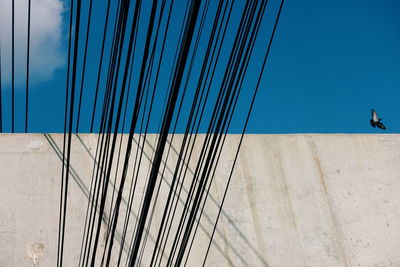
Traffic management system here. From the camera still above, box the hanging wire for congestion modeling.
[44,0,286,265]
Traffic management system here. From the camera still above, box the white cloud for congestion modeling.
[0,0,65,86]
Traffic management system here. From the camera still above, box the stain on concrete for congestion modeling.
[29,243,44,266]
[274,151,306,264]
[212,173,235,266]
[307,136,349,266]
[28,140,44,151]
[243,174,268,263]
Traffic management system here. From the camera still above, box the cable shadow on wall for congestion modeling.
[75,133,268,266]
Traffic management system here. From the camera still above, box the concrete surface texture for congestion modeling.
[0,134,399,266]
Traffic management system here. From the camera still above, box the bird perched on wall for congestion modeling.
[370,109,386,130]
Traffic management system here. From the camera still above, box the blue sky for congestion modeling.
[253,0,400,133]
[0,0,399,133]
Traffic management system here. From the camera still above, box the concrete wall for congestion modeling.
[0,134,399,266]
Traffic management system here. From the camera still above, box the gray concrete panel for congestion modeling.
[0,134,399,266]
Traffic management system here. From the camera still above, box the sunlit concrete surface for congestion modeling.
[0,134,399,266]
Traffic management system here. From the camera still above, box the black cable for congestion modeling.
[120,1,192,264]
[101,0,161,264]
[147,0,216,264]
[89,0,112,133]
[124,0,193,261]
[57,0,74,265]
[59,0,83,266]
[48,0,285,265]
[113,7,145,265]
[117,1,172,262]
[12,0,15,132]
[130,0,185,262]
[128,0,202,264]
[175,0,257,261]
[185,1,268,261]
[88,1,135,264]
[76,0,94,132]
[155,0,233,261]
[25,0,31,133]
[202,1,285,265]
[0,44,2,132]
[165,1,256,263]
